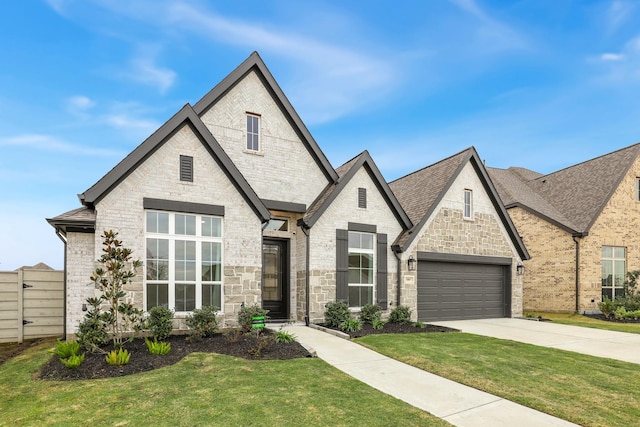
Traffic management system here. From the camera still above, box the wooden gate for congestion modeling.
[0,268,64,343]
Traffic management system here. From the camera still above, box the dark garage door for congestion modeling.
[417,260,508,321]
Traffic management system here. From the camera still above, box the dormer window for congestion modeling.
[246,113,260,151]
[464,189,473,219]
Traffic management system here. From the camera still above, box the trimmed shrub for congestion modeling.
[146,306,174,341]
[359,304,382,324]
[238,304,270,332]
[186,306,219,339]
[388,305,412,324]
[340,318,362,333]
[599,297,616,317]
[324,301,350,328]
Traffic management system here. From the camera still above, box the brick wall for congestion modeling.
[201,70,330,207]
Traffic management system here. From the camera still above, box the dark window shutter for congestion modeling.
[180,155,193,182]
[358,187,367,208]
[376,233,388,309]
[336,229,349,304]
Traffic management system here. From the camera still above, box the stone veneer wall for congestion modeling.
[507,207,576,312]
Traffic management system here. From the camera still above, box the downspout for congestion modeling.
[298,220,311,326]
[572,234,580,314]
[394,251,402,307]
[54,229,68,340]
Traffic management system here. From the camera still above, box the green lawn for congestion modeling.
[0,340,448,427]
[527,312,640,334]
[357,332,640,427]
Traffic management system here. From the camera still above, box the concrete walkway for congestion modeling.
[431,318,640,364]
[282,324,578,427]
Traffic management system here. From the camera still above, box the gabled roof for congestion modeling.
[46,206,96,234]
[302,150,412,230]
[194,51,338,184]
[78,104,270,223]
[489,143,640,234]
[390,147,529,259]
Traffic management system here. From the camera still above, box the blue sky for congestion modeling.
[1,0,640,270]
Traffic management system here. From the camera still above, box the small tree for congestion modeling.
[90,230,143,349]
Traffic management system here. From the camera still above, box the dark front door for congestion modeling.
[262,239,289,320]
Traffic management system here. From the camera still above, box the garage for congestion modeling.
[417,253,511,321]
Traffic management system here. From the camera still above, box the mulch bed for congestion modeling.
[38,329,312,382]
[584,313,640,323]
[323,322,459,339]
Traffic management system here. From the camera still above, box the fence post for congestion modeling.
[17,268,24,344]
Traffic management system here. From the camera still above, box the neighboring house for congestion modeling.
[48,52,528,337]
[488,143,640,313]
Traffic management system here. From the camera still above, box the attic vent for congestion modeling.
[358,187,367,209]
[180,155,193,182]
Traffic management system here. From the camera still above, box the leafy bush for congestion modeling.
[146,306,174,341]
[186,306,219,339]
[76,299,109,353]
[238,304,270,332]
[60,353,85,369]
[414,321,425,328]
[340,318,362,332]
[614,306,628,320]
[105,348,131,365]
[224,328,243,343]
[49,340,82,360]
[145,338,171,355]
[359,304,382,324]
[372,318,385,330]
[274,329,297,343]
[388,305,412,324]
[324,301,350,328]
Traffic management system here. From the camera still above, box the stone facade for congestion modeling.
[405,163,524,318]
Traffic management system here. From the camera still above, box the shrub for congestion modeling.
[389,305,412,324]
[145,338,171,355]
[599,297,616,317]
[105,348,131,365]
[60,353,85,369]
[324,301,350,328]
[238,304,270,332]
[274,329,297,343]
[247,334,274,357]
[414,321,425,328]
[76,299,109,353]
[372,318,385,330]
[146,306,174,341]
[614,306,628,320]
[340,318,362,333]
[359,304,382,324]
[224,328,243,343]
[49,340,81,360]
[186,306,219,339]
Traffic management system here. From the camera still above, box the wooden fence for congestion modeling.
[0,268,64,343]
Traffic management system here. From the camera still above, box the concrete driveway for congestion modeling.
[431,318,640,364]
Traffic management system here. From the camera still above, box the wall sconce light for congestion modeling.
[408,255,417,271]
[517,263,525,276]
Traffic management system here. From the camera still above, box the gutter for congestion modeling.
[53,229,68,340]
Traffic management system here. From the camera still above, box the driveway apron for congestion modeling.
[283,324,578,427]
[431,318,640,364]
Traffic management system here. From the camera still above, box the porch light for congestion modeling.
[408,255,417,271]
[517,263,525,276]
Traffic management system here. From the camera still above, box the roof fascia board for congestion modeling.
[506,203,579,235]
[193,52,338,184]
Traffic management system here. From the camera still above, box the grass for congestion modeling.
[528,312,640,334]
[0,340,448,426]
[357,332,640,427]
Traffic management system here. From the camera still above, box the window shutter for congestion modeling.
[376,233,388,309]
[336,229,349,303]
[180,155,193,182]
[358,187,367,208]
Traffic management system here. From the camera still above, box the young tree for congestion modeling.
[90,230,143,348]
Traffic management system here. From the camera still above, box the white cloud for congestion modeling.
[607,1,636,33]
[601,53,625,61]
[0,134,123,157]
[67,95,95,110]
[120,55,177,93]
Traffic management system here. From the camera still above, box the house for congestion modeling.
[488,143,640,313]
[47,52,528,337]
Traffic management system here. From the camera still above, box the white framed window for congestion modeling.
[348,231,375,307]
[145,211,223,313]
[601,246,626,301]
[464,189,473,219]
[246,113,260,151]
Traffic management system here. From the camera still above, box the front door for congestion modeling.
[262,239,289,320]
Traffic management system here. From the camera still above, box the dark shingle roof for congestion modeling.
[46,206,96,234]
[489,143,640,234]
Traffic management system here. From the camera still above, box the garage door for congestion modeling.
[417,259,509,321]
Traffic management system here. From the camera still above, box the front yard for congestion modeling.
[357,332,640,427]
[529,312,640,334]
[0,339,447,426]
